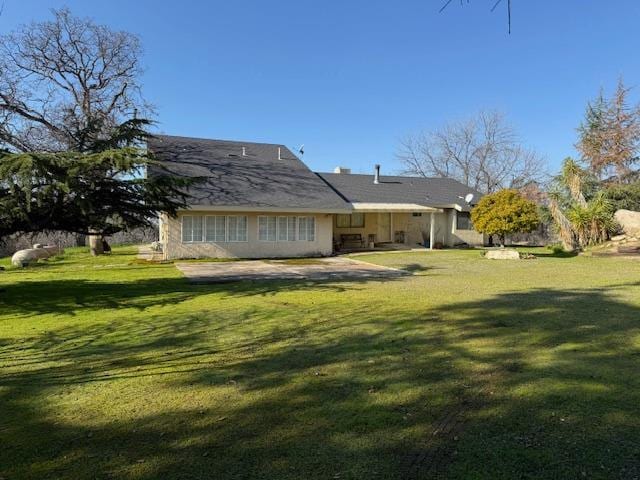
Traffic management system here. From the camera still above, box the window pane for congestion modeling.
[205,216,226,242]
[298,217,308,241]
[277,217,288,241]
[307,217,315,241]
[336,214,350,228]
[258,216,268,241]
[258,216,275,241]
[216,216,226,241]
[267,216,276,241]
[227,216,247,242]
[456,212,473,230]
[182,216,193,242]
[228,216,237,241]
[236,216,247,241]
[192,216,203,241]
[351,213,364,228]
[287,217,297,241]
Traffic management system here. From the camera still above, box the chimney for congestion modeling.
[374,164,380,184]
[333,166,351,174]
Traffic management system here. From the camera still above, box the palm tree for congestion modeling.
[549,158,616,250]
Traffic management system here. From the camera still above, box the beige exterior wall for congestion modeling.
[333,210,484,248]
[333,211,449,247]
[162,211,334,260]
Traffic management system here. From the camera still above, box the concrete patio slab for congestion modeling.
[175,257,407,283]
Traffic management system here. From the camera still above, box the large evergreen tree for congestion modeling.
[577,79,640,182]
[0,146,190,243]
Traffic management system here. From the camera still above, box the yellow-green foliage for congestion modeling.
[471,189,540,243]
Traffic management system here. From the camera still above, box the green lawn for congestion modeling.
[1,247,639,479]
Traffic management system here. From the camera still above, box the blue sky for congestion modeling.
[2,1,640,175]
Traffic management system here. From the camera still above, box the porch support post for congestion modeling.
[429,212,435,250]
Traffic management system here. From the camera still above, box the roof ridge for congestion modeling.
[316,172,455,181]
[152,134,287,148]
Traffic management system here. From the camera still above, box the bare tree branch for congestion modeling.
[397,110,547,193]
[0,8,151,153]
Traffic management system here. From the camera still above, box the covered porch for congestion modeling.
[332,203,447,253]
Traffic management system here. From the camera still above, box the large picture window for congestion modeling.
[335,213,365,228]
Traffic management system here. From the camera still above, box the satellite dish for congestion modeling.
[464,193,474,204]
[298,144,305,156]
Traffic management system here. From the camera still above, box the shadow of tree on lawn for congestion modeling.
[1,277,640,479]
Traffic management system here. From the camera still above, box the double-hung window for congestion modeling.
[182,215,203,242]
[298,216,316,241]
[227,216,248,242]
[277,216,297,241]
[258,216,277,241]
[205,216,226,242]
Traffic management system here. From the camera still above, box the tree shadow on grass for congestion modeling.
[0,274,405,317]
[1,282,640,479]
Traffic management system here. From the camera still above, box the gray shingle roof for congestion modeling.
[147,135,350,212]
[316,172,483,211]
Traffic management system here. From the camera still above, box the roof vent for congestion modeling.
[374,164,380,184]
[333,166,351,174]
[242,146,247,156]
[278,147,282,160]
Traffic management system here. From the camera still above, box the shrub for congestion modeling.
[471,189,540,246]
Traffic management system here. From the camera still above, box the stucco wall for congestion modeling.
[333,212,451,247]
[333,213,414,245]
[162,211,334,260]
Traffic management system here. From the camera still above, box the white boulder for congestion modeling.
[614,209,640,237]
[485,249,521,260]
[11,245,62,267]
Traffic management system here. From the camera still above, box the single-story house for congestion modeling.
[149,135,485,260]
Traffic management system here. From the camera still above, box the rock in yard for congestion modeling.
[11,245,62,268]
[485,249,521,260]
[614,209,640,236]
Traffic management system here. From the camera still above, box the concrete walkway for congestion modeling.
[175,257,407,283]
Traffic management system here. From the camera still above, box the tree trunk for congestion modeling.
[89,233,104,256]
[75,234,87,247]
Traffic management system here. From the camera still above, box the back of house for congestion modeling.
[148,135,485,260]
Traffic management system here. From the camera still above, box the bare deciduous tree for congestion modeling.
[0,7,149,153]
[397,111,545,193]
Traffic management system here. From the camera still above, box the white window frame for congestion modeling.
[277,216,297,242]
[183,215,247,243]
[297,216,316,242]
[204,215,227,242]
[181,215,204,243]
[227,215,248,242]
[258,215,277,242]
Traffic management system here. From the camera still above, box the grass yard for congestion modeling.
[1,247,639,479]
